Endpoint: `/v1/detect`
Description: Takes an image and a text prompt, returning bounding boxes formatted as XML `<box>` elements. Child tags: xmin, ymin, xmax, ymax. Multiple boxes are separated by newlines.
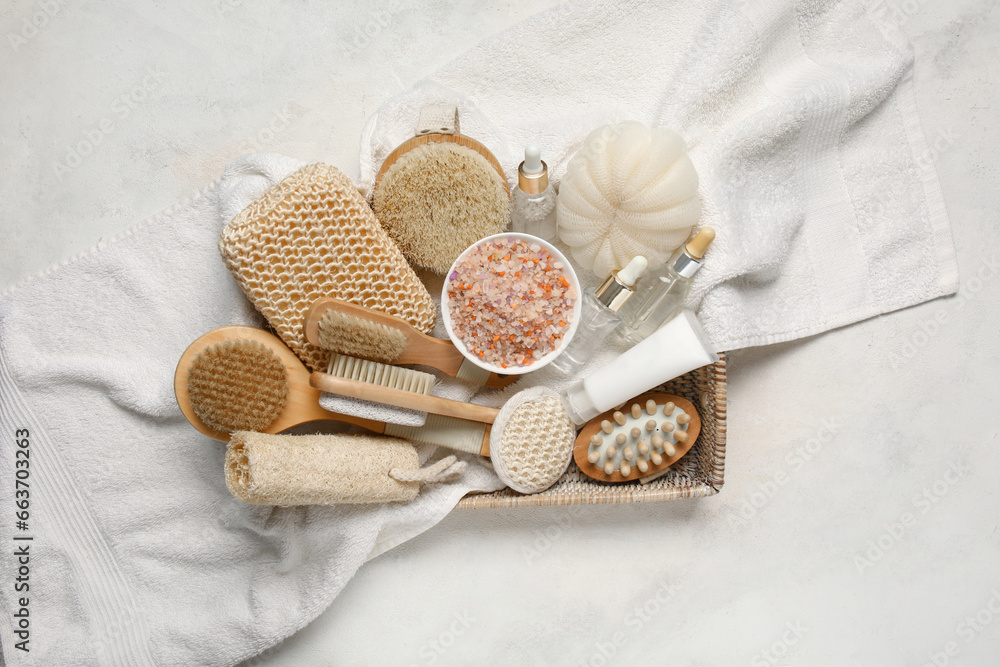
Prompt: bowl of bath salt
<box><xmin>442</xmin><ymin>233</ymin><xmax>582</xmax><ymax>375</ymax></box>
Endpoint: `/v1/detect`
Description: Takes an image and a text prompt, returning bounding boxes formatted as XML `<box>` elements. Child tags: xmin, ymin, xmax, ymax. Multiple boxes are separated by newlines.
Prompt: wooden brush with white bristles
<box><xmin>174</xmin><ymin>325</ymin><xmax>491</xmax><ymax>455</ymax></box>
<box><xmin>303</xmin><ymin>297</ymin><xmax>518</xmax><ymax>389</ymax></box>
<box><xmin>572</xmin><ymin>393</ymin><xmax>701</xmax><ymax>484</ymax></box>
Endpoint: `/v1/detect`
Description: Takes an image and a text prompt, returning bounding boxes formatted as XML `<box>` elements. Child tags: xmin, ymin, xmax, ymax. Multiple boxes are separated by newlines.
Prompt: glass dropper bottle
<box><xmin>549</xmin><ymin>255</ymin><xmax>648</xmax><ymax>375</ymax></box>
<box><xmin>616</xmin><ymin>228</ymin><xmax>715</xmax><ymax>346</ymax></box>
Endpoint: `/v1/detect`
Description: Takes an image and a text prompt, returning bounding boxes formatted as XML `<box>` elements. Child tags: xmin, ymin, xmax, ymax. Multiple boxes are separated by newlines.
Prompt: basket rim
<box><xmin>455</xmin><ymin>353</ymin><xmax>728</xmax><ymax>509</ymax></box>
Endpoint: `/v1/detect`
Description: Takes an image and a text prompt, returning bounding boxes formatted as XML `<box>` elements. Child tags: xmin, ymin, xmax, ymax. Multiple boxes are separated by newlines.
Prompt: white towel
<box><xmin>0</xmin><ymin>153</ymin><xmax>504</xmax><ymax>667</ymax></box>
<box><xmin>359</xmin><ymin>0</ymin><xmax>959</xmax><ymax>351</ymax></box>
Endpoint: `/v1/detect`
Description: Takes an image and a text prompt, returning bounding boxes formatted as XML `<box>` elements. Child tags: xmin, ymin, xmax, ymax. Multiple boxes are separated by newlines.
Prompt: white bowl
<box><xmin>441</xmin><ymin>233</ymin><xmax>582</xmax><ymax>375</ymax></box>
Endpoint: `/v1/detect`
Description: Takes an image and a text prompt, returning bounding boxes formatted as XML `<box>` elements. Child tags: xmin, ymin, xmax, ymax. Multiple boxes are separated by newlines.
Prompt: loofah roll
<box><xmin>225</xmin><ymin>432</ymin><xmax>422</xmax><ymax>505</ymax></box>
<box><xmin>373</xmin><ymin>142</ymin><xmax>510</xmax><ymax>274</ymax></box>
<box><xmin>219</xmin><ymin>163</ymin><xmax>436</xmax><ymax>372</ymax></box>
<box><xmin>557</xmin><ymin>121</ymin><xmax>701</xmax><ymax>278</ymax></box>
<box><xmin>489</xmin><ymin>386</ymin><xmax>576</xmax><ymax>495</ymax></box>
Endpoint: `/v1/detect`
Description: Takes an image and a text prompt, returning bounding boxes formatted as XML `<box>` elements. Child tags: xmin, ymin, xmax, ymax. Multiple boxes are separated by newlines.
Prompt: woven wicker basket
<box><xmin>456</xmin><ymin>354</ymin><xmax>727</xmax><ymax>509</ymax></box>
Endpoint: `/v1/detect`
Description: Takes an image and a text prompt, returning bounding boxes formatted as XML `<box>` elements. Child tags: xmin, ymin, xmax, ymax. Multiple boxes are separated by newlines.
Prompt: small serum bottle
<box><xmin>550</xmin><ymin>255</ymin><xmax>648</xmax><ymax>375</ymax></box>
<box><xmin>511</xmin><ymin>145</ymin><xmax>557</xmax><ymax>242</ymax></box>
<box><xmin>616</xmin><ymin>227</ymin><xmax>715</xmax><ymax>346</ymax></box>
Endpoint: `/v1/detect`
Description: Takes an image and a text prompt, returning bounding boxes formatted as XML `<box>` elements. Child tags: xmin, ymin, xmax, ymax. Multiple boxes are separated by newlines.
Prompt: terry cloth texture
<box><xmin>358</xmin><ymin>0</ymin><xmax>959</xmax><ymax>352</ymax></box>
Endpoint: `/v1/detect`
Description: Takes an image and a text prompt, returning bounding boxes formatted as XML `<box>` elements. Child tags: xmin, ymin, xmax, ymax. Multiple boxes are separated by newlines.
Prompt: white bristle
<box><xmin>623</xmin><ymin>446</ymin><xmax>634</xmax><ymax>460</ymax></box>
<box><xmin>604</xmin><ymin>461</ymin><xmax>615</xmax><ymax>476</ymax></box>
<box><xmin>665</xmin><ymin>443</ymin><xmax>676</xmax><ymax>457</ymax></box>
<box><xmin>637</xmin><ymin>440</ymin><xmax>649</xmax><ymax>455</ymax></box>
<box><xmin>606</xmin><ymin>444</ymin><xmax>617</xmax><ymax>458</ymax></box>
<box><xmin>637</xmin><ymin>458</ymin><xmax>649</xmax><ymax>473</ymax></box>
<box><xmin>663</xmin><ymin>401</ymin><xmax>674</xmax><ymax>415</ymax></box>
<box><xmin>677</xmin><ymin>412</ymin><xmax>691</xmax><ymax>424</ymax></box>
<box><xmin>630</xmin><ymin>427</ymin><xmax>641</xmax><ymax>440</ymax></box>
<box><xmin>590</xmin><ymin>434</ymin><xmax>603</xmax><ymax>446</ymax></box>
<box><xmin>650</xmin><ymin>451</ymin><xmax>663</xmax><ymax>465</ymax></box>
<box><xmin>620</xmin><ymin>461</ymin><xmax>631</xmax><ymax>476</ymax></box>
<box><xmin>645</xmin><ymin>419</ymin><xmax>656</xmax><ymax>432</ymax></box>
<box><xmin>613</xmin><ymin>411</ymin><xmax>626</xmax><ymax>426</ymax></box>
<box><xmin>327</xmin><ymin>354</ymin><xmax>435</xmax><ymax>395</ymax></box>
<box><xmin>615</xmin><ymin>433</ymin><xmax>626</xmax><ymax>446</ymax></box>
<box><xmin>588</xmin><ymin>451</ymin><xmax>600</xmax><ymax>463</ymax></box>
<box><xmin>631</xmin><ymin>403</ymin><xmax>642</xmax><ymax>419</ymax></box>
<box><xmin>601</xmin><ymin>420</ymin><xmax>614</xmax><ymax>434</ymax></box>
<box><xmin>646</xmin><ymin>399</ymin><xmax>657</xmax><ymax>415</ymax></box>
<box><xmin>675</xmin><ymin>429</ymin><xmax>689</xmax><ymax>443</ymax></box>
<box><xmin>651</xmin><ymin>434</ymin><xmax>664</xmax><ymax>449</ymax></box>
<box><xmin>661</xmin><ymin>421</ymin><xmax>674</xmax><ymax>432</ymax></box>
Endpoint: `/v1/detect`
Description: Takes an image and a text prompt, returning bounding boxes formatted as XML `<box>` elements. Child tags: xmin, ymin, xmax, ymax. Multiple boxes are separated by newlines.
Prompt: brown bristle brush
<box><xmin>174</xmin><ymin>325</ymin><xmax>490</xmax><ymax>456</ymax></box>
<box><xmin>372</xmin><ymin>108</ymin><xmax>510</xmax><ymax>274</ymax></box>
<box><xmin>176</xmin><ymin>326</ymin><xmax>571</xmax><ymax>495</ymax></box>
<box><xmin>303</xmin><ymin>297</ymin><xmax>519</xmax><ymax>389</ymax></box>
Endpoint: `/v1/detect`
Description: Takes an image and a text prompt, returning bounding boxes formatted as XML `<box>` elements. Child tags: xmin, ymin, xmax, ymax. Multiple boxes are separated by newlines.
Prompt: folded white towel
<box><xmin>0</xmin><ymin>153</ymin><xmax>504</xmax><ymax>667</ymax></box>
<box><xmin>359</xmin><ymin>0</ymin><xmax>959</xmax><ymax>351</ymax></box>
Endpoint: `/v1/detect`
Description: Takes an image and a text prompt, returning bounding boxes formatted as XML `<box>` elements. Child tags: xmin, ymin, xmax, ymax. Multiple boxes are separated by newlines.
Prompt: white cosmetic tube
<box><xmin>560</xmin><ymin>310</ymin><xmax>718</xmax><ymax>425</ymax></box>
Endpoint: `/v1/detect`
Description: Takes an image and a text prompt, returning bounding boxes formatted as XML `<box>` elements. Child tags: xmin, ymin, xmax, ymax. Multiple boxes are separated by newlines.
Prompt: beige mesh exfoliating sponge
<box><xmin>219</xmin><ymin>162</ymin><xmax>436</xmax><ymax>372</ymax></box>
<box><xmin>557</xmin><ymin>121</ymin><xmax>701</xmax><ymax>278</ymax></box>
<box><xmin>373</xmin><ymin>134</ymin><xmax>510</xmax><ymax>274</ymax></box>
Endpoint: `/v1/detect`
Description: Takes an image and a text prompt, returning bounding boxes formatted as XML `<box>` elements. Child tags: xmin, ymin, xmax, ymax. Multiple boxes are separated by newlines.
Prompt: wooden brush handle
<box><xmin>310</xmin><ymin>372</ymin><xmax>500</xmax><ymax>425</ymax></box>
<box><xmin>303</xmin><ymin>297</ymin><xmax>518</xmax><ymax>388</ymax></box>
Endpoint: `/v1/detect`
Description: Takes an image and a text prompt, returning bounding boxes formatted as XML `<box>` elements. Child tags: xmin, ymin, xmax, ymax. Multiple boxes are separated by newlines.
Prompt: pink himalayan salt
<box><xmin>447</xmin><ymin>238</ymin><xmax>578</xmax><ymax>368</ymax></box>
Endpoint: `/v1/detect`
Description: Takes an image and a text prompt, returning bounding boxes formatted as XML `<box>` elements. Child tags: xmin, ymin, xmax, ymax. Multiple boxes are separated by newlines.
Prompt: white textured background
<box><xmin>2</xmin><ymin>1</ymin><xmax>998</xmax><ymax>665</ymax></box>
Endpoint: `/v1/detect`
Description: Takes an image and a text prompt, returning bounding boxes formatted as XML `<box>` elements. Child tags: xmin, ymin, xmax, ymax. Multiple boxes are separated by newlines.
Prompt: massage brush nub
<box><xmin>573</xmin><ymin>393</ymin><xmax>701</xmax><ymax>483</ymax></box>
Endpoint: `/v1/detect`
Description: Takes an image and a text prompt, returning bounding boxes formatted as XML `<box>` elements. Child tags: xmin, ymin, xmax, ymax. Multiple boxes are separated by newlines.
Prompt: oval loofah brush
<box><xmin>373</xmin><ymin>133</ymin><xmax>510</xmax><ymax>274</ymax></box>
<box><xmin>303</xmin><ymin>297</ymin><xmax>519</xmax><ymax>389</ymax></box>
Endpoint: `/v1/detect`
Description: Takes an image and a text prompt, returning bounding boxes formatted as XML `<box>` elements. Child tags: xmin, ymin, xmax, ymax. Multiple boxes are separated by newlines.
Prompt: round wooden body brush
<box><xmin>303</xmin><ymin>297</ymin><xmax>518</xmax><ymax>389</ymax></box>
<box><xmin>373</xmin><ymin>116</ymin><xmax>510</xmax><ymax>274</ymax></box>
<box><xmin>174</xmin><ymin>326</ymin><xmax>490</xmax><ymax>456</ymax></box>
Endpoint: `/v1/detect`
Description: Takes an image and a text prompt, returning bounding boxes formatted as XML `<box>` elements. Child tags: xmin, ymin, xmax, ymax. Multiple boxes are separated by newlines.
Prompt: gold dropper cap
<box><xmin>685</xmin><ymin>227</ymin><xmax>716</xmax><ymax>259</ymax></box>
